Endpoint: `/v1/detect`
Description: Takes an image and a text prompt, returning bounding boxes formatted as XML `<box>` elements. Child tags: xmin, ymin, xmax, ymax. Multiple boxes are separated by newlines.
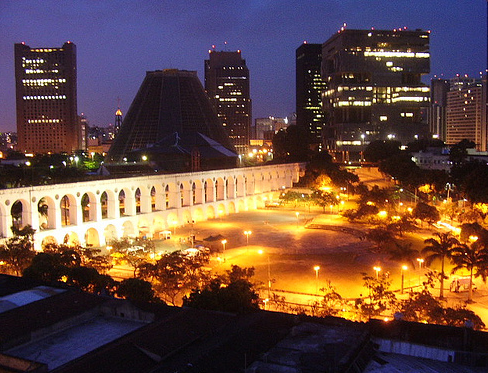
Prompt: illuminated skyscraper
<box><xmin>429</xmin><ymin>78</ymin><xmax>450</xmax><ymax>141</ymax></box>
<box><xmin>205</xmin><ymin>50</ymin><xmax>251</xmax><ymax>155</ymax></box>
<box><xmin>15</xmin><ymin>42</ymin><xmax>81</xmax><ymax>154</ymax></box>
<box><xmin>321</xmin><ymin>28</ymin><xmax>430</xmax><ymax>160</ymax></box>
<box><xmin>296</xmin><ymin>43</ymin><xmax>327</xmax><ymax>148</ymax></box>
<box><xmin>446</xmin><ymin>76</ymin><xmax>487</xmax><ymax>150</ymax></box>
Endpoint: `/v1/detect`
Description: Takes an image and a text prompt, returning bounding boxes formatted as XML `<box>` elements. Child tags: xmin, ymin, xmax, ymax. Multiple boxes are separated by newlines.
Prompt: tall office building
<box><xmin>296</xmin><ymin>43</ymin><xmax>327</xmax><ymax>148</ymax></box>
<box><xmin>446</xmin><ymin>77</ymin><xmax>487</xmax><ymax>150</ymax></box>
<box><xmin>429</xmin><ymin>78</ymin><xmax>450</xmax><ymax>141</ymax></box>
<box><xmin>205</xmin><ymin>50</ymin><xmax>251</xmax><ymax>155</ymax></box>
<box><xmin>321</xmin><ymin>28</ymin><xmax>430</xmax><ymax>160</ymax></box>
<box><xmin>15</xmin><ymin>42</ymin><xmax>81</xmax><ymax>154</ymax></box>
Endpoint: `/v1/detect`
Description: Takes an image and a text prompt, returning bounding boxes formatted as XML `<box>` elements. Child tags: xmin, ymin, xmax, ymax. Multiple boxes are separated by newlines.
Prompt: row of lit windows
<box><xmin>23</xmin><ymin>95</ymin><xmax>67</xmax><ymax>100</ymax></box>
<box><xmin>22</xmin><ymin>78</ymin><xmax>66</xmax><ymax>86</ymax></box>
<box><xmin>364</xmin><ymin>51</ymin><xmax>429</xmax><ymax>58</ymax></box>
<box><xmin>25</xmin><ymin>69</ymin><xmax>59</xmax><ymax>74</ymax></box>
<box><xmin>27</xmin><ymin>119</ymin><xmax>61</xmax><ymax>124</ymax></box>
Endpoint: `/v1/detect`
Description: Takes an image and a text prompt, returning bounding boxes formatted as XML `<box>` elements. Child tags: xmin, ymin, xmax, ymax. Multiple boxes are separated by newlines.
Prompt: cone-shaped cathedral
<box><xmin>106</xmin><ymin>69</ymin><xmax>237</xmax><ymax>171</ymax></box>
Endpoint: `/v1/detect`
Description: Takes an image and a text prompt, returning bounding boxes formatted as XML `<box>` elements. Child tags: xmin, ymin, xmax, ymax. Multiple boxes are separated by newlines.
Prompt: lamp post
<box><xmin>401</xmin><ymin>265</ymin><xmax>408</xmax><ymax>294</ymax></box>
<box><xmin>244</xmin><ymin>230</ymin><xmax>252</xmax><ymax>247</ymax></box>
<box><xmin>258</xmin><ymin>249</ymin><xmax>271</xmax><ymax>298</ymax></box>
<box><xmin>172</xmin><ymin>221</ymin><xmax>177</xmax><ymax>235</ymax></box>
<box><xmin>221</xmin><ymin>239</ymin><xmax>227</xmax><ymax>261</ymax></box>
<box><xmin>295</xmin><ymin>212</ymin><xmax>299</xmax><ymax>228</ymax></box>
<box><xmin>314</xmin><ymin>265</ymin><xmax>320</xmax><ymax>294</ymax></box>
<box><xmin>373</xmin><ymin>266</ymin><xmax>381</xmax><ymax>279</ymax></box>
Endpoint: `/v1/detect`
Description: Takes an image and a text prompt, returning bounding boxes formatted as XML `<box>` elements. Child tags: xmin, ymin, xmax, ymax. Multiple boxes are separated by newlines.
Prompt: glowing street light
<box><xmin>416</xmin><ymin>258</ymin><xmax>424</xmax><ymax>269</ymax></box>
<box><xmin>172</xmin><ymin>220</ymin><xmax>177</xmax><ymax>235</ymax></box>
<box><xmin>401</xmin><ymin>265</ymin><xmax>408</xmax><ymax>294</ymax></box>
<box><xmin>295</xmin><ymin>212</ymin><xmax>300</xmax><ymax>228</ymax></box>
<box><xmin>221</xmin><ymin>239</ymin><xmax>227</xmax><ymax>261</ymax></box>
<box><xmin>314</xmin><ymin>265</ymin><xmax>320</xmax><ymax>294</ymax></box>
<box><xmin>373</xmin><ymin>266</ymin><xmax>381</xmax><ymax>279</ymax></box>
<box><xmin>244</xmin><ymin>230</ymin><xmax>252</xmax><ymax>246</ymax></box>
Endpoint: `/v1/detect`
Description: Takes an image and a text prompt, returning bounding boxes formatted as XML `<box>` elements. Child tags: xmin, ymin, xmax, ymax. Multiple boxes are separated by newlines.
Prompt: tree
<box><xmin>360</xmin><ymin>272</ymin><xmax>396</xmax><ymax>319</ymax></box>
<box><xmin>183</xmin><ymin>265</ymin><xmax>260</xmax><ymax>313</ymax></box>
<box><xmin>117</xmin><ymin>278</ymin><xmax>156</xmax><ymax>303</ymax></box>
<box><xmin>110</xmin><ymin>237</ymin><xmax>154</xmax><ymax>277</ymax></box>
<box><xmin>387</xmin><ymin>242</ymin><xmax>419</xmax><ymax>269</ymax></box>
<box><xmin>450</xmin><ymin>242</ymin><xmax>488</xmax><ymax>302</ymax></box>
<box><xmin>310</xmin><ymin>189</ymin><xmax>337</xmax><ymax>213</ymax></box>
<box><xmin>0</xmin><ymin>225</ymin><xmax>36</xmax><ymax>276</ymax></box>
<box><xmin>422</xmin><ymin>232</ymin><xmax>460</xmax><ymax>299</ymax></box>
<box><xmin>148</xmin><ymin>250</ymin><xmax>210</xmax><ymax>306</ymax></box>
<box><xmin>412</xmin><ymin>202</ymin><xmax>440</xmax><ymax>225</ymax></box>
<box><xmin>365</xmin><ymin>228</ymin><xmax>395</xmax><ymax>253</ymax></box>
<box><xmin>363</xmin><ymin>140</ymin><xmax>401</xmax><ymax>163</ymax></box>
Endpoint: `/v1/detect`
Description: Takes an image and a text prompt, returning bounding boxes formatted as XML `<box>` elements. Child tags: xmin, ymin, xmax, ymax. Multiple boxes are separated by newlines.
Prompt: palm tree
<box><xmin>421</xmin><ymin>232</ymin><xmax>460</xmax><ymax>299</ymax></box>
<box><xmin>450</xmin><ymin>242</ymin><xmax>488</xmax><ymax>302</ymax></box>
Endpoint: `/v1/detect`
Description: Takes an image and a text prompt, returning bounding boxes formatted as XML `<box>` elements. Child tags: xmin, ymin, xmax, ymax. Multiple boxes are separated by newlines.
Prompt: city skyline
<box><xmin>0</xmin><ymin>0</ymin><xmax>486</xmax><ymax>132</ymax></box>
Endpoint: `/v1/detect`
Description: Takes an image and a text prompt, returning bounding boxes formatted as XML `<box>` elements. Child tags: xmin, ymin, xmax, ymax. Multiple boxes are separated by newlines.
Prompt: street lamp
<box><xmin>295</xmin><ymin>212</ymin><xmax>300</xmax><ymax>228</ymax></box>
<box><xmin>172</xmin><ymin>220</ymin><xmax>177</xmax><ymax>235</ymax></box>
<box><xmin>314</xmin><ymin>265</ymin><xmax>320</xmax><ymax>294</ymax></box>
<box><xmin>373</xmin><ymin>266</ymin><xmax>381</xmax><ymax>279</ymax></box>
<box><xmin>416</xmin><ymin>258</ymin><xmax>424</xmax><ymax>269</ymax></box>
<box><xmin>401</xmin><ymin>265</ymin><xmax>408</xmax><ymax>294</ymax></box>
<box><xmin>244</xmin><ymin>230</ymin><xmax>252</xmax><ymax>247</ymax></box>
<box><xmin>221</xmin><ymin>239</ymin><xmax>227</xmax><ymax>261</ymax></box>
<box><xmin>258</xmin><ymin>249</ymin><xmax>272</xmax><ymax>298</ymax></box>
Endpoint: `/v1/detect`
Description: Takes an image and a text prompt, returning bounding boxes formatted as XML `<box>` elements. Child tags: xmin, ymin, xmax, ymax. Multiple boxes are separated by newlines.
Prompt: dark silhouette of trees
<box><xmin>117</xmin><ymin>278</ymin><xmax>157</xmax><ymax>303</ymax></box>
<box><xmin>183</xmin><ymin>265</ymin><xmax>260</xmax><ymax>313</ymax></box>
<box><xmin>0</xmin><ymin>225</ymin><xmax>36</xmax><ymax>275</ymax></box>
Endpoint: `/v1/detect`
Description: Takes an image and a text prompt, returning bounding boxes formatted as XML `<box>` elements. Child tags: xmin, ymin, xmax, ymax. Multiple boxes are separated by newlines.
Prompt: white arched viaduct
<box><xmin>0</xmin><ymin>163</ymin><xmax>304</xmax><ymax>249</ymax></box>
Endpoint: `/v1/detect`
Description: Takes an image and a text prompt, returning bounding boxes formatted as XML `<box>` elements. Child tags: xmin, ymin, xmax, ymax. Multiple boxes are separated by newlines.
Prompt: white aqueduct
<box><xmin>0</xmin><ymin>163</ymin><xmax>304</xmax><ymax>250</ymax></box>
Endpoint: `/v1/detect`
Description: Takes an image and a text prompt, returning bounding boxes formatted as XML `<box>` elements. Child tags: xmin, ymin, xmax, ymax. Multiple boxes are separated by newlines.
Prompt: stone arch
<box><xmin>152</xmin><ymin>183</ymin><xmax>165</xmax><ymax>211</ymax></box>
<box><xmin>85</xmin><ymin>227</ymin><xmax>100</xmax><ymax>247</ymax></box>
<box><xmin>11</xmin><ymin>199</ymin><xmax>29</xmax><ymax>230</ymax></box>
<box><xmin>165</xmin><ymin>182</ymin><xmax>177</xmax><ymax>209</ymax></box>
<box><xmin>236</xmin><ymin>175</ymin><xmax>245</xmax><ymax>197</ymax></box>
<box><xmin>227</xmin><ymin>177</ymin><xmax>236</xmax><ymax>199</ymax></box>
<box><xmin>192</xmin><ymin>180</ymin><xmax>203</xmax><ymax>205</ymax></box>
<box><xmin>81</xmin><ymin>192</ymin><xmax>97</xmax><ymax>222</ymax></box>
<box><xmin>152</xmin><ymin>215</ymin><xmax>165</xmax><ymax>238</ymax></box>
<box><xmin>256</xmin><ymin>195</ymin><xmax>265</xmax><ymax>209</ymax></box>
<box><xmin>217</xmin><ymin>203</ymin><xmax>226</xmax><ymax>218</ymax></box>
<box><xmin>41</xmin><ymin>235</ymin><xmax>58</xmax><ymax>250</ymax></box>
<box><xmin>137</xmin><ymin>217</ymin><xmax>151</xmax><ymax>238</ymax></box>
<box><xmin>216</xmin><ymin>177</ymin><xmax>225</xmax><ymax>201</ymax></box>
<box><xmin>237</xmin><ymin>199</ymin><xmax>245</xmax><ymax>212</ymax></box>
<box><xmin>181</xmin><ymin>209</ymin><xmax>192</xmax><ymax>225</ymax></box>
<box><xmin>103</xmin><ymin>224</ymin><xmax>117</xmax><ymax>245</ymax></box>
<box><xmin>118</xmin><ymin>188</ymin><xmax>131</xmax><ymax>216</ymax></box>
<box><xmin>135</xmin><ymin>188</ymin><xmax>142</xmax><ymax>214</ymax></box>
<box><xmin>122</xmin><ymin>220</ymin><xmax>135</xmax><ymax>237</ymax></box>
<box><xmin>228</xmin><ymin>201</ymin><xmax>236</xmax><ymax>214</ymax></box>
<box><xmin>150</xmin><ymin>186</ymin><xmax>157</xmax><ymax>212</ymax></box>
<box><xmin>63</xmin><ymin>231</ymin><xmax>80</xmax><ymax>247</ymax></box>
<box><xmin>166</xmin><ymin>212</ymin><xmax>179</xmax><ymax>233</ymax></box>
<box><xmin>193</xmin><ymin>208</ymin><xmax>204</xmax><ymax>222</ymax></box>
<box><xmin>60</xmin><ymin>194</ymin><xmax>77</xmax><ymax>226</ymax></box>
<box><xmin>206</xmin><ymin>205</ymin><xmax>215</xmax><ymax>219</ymax></box>
<box><xmin>38</xmin><ymin>196</ymin><xmax>55</xmax><ymax>230</ymax></box>
<box><xmin>100</xmin><ymin>192</ymin><xmax>108</xmax><ymax>219</ymax></box>
<box><xmin>204</xmin><ymin>178</ymin><xmax>215</xmax><ymax>203</ymax></box>
<box><xmin>180</xmin><ymin>180</ymin><xmax>191</xmax><ymax>207</ymax></box>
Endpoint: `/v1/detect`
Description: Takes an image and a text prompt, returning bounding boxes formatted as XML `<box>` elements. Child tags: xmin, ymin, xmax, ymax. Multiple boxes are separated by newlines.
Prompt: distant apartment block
<box><xmin>15</xmin><ymin>42</ymin><xmax>82</xmax><ymax>154</ymax></box>
<box><xmin>446</xmin><ymin>76</ymin><xmax>487</xmax><ymax>151</ymax></box>
<box><xmin>296</xmin><ymin>43</ymin><xmax>327</xmax><ymax>147</ymax></box>
<box><xmin>205</xmin><ymin>50</ymin><xmax>252</xmax><ymax>155</ymax></box>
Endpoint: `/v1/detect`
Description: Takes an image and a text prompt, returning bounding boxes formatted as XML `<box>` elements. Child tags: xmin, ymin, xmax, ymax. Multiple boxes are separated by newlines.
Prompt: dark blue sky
<box><xmin>0</xmin><ymin>0</ymin><xmax>486</xmax><ymax>132</ymax></box>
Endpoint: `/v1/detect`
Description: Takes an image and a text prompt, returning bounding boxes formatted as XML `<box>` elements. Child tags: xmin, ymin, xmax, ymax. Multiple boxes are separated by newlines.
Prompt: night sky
<box><xmin>0</xmin><ymin>0</ymin><xmax>486</xmax><ymax>132</ymax></box>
